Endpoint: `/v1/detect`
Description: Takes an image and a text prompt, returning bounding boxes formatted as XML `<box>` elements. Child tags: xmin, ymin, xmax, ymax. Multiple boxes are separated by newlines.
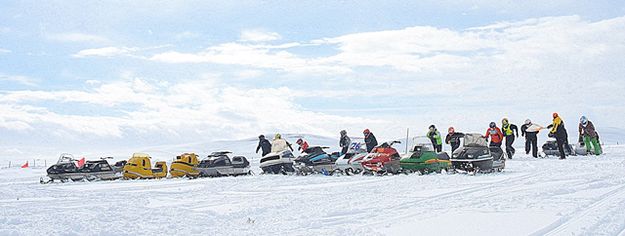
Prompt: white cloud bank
<box><xmin>47</xmin><ymin>32</ymin><xmax>110</xmax><ymax>43</ymax></box>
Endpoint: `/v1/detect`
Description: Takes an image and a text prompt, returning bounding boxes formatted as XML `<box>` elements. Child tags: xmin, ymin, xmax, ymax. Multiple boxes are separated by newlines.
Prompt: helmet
<box><xmin>296</xmin><ymin>138</ymin><xmax>303</xmax><ymax>144</ymax></box>
<box><xmin>429</xmin><ymin>125</ymin><xmax>436</xmax><ymax>130</ymax></box>
<box><xmin>274</xmin><ymin>133</ymin><xmax>281</xmax><ymax>139</ymax></box>
<box><xmin>580</xmin><ymin>116</ymin><xmax>588</xmax><ymax>125</ymax></box>
<box><xmin>448</xmin><ymin>127</ymin><xmax>455</xmax><ymax>134</ymax></box>
<box><xmin>363</xmin><ymin>129</ymin><xmax>370</xmax><ymax>135</ymax></box>
<box><xmin>259</xmin><ymin>134</ymin><xmax>265</xmax><ymax>139</ymax></box>
<box><xmin>525</xmin><ymin>119</ymin><xmax>531</xmax><ymax>125</ymax></box>
<box><xmin>489</xmin><ymin>122</ymin><xmax>496</xmax><ymax>128</ymax></box>
<box><xmin>553</xmin><ymin>112</ymin><xmax>559</xmax><ymax>118</ymax></box>
<box><xmin>502</xmin><ymin>118</ymin><xmax>509</xmax><ymax>124</ymax></box>
<box><xmin>340</xmin><ymin>130</ymin><xmax>347</xmax><ymax>135</ymax></box>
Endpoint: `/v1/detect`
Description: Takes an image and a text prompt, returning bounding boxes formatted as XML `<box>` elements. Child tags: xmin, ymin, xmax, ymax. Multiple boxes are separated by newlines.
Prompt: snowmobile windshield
<box><xmin>463</xmin><ymin>134</ymin><xmax>488</xmax><ymax>147</ymax></box>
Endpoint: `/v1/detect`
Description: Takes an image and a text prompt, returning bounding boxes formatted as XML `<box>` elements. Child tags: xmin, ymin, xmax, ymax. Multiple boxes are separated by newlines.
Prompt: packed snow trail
<box><xmin>1</xmin><ymin>145</ymin><xmax>625</xmax><ymax>235</ymax></box>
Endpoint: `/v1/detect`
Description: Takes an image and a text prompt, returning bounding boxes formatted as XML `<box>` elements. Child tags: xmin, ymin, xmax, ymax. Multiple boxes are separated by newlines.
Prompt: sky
<box><xmin>1</xmin><ymin>0</ymin><xmax>625</xmax><ymax>157</ymax></box>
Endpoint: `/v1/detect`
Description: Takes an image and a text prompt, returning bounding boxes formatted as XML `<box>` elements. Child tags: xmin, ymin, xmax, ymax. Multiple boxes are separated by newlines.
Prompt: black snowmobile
<box><xmin>541</xmin><ymin>138</ymin><xmax>576</xmax><ymax>157</ymax></box>
<box><xmin>450</xmin><ymin>134</ymin><xmax>506</xmax><ymax>173</ymax></box>
<box><xmin>41</xmin><ymin>154</ymin><xmax>123</xmax><ymax>183</ymax></box>
<box><xmin>197</xmin><ymin>151</ymin><xmax>252</xmax><ymax>177</ymax></box>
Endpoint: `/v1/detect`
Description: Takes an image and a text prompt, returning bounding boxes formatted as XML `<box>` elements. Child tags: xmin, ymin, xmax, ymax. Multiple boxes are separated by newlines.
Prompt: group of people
<box><xmin>256</xmin><ymin>113</ymin><xmax>603</xmax><ymax>160</ymax></box>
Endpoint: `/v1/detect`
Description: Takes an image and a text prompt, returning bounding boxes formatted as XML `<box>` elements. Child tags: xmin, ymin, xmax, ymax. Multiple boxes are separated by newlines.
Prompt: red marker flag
<box><xmin>21</xmin><ymin>161</ymin><xmax>29</xmax><ymax>168</ymax></box>
<box><xmin>77</xmin><ymin>157</ymin><xmax>85</xmax><ymax>168</ymax></box>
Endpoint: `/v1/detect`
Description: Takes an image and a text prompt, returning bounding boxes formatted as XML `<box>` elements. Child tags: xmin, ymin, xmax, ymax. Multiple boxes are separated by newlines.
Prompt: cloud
<box><xmin>0</xmin><ymin>48</ymin><xmax>11</xmax><ymax>54</ymax></box>
<box><xmin>0</xmin><ymin>74</ymin><xmax>37</xmax><ymax>86</ymax></box>
<box><xmin>73</xmin><ymin>46</ymin><xmax>138</xmax><ymax>58</ymax></box>
<box><xmin>47</xmin><ymin>32</ymin><xmax>110</xmax><ymax>43</ymax></box>
<box><xmin>240</xmin><ymin>29</ymin><xmax>281</xmax><ymax>42</ymax></box>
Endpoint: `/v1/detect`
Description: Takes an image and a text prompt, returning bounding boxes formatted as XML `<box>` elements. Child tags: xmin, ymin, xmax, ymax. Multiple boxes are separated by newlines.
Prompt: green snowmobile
<box><xmin>400</xmin><ymin>143</ymin><xmax>451</xmax><ymax>174</ymax></box>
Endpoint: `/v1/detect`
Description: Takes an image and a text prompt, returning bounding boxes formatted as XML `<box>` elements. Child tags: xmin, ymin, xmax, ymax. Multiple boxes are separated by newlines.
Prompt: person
<box><xmin>445</xmin><ymin>127</ymin><xmax>464</xmax><ymax>153</ymax></box>
<box><xmin>363</xmin><ymin>129</ymin><xmax>378</xmax><ymax>153</ymax></box>
<box><xmin>484</xmin><ymin>122</ymin><xmax>504</xmax><ymax>148</ymax></box>
<box><xmin>547</xmin><ymin>113</ymin><xmax>571</xmax><ymax>160</ymax></box>
<box><xmin>255</xmin><ymin>135</ymin><xmax>272</xmax><ymax>157</ymax></box>
<box><xmin>427</xmin><ymin>125</ymin><xmax>443</xmax><ymax>152</ymax></box>
<box><xmin>339</xmin><ymin>130</ymin><xmax>351</xmax><ymax>155</ymax></box>
<box><xmin>271</xmin><ymin>133</ymin><xmax>294</xmax><ymax>153</ymax></box>
<box><xmin>579</xmin><ymin>116</ymin><xmax>602</xmax><ymax>155</ymax></box>
<box><xmin>501</xmin><ymin>118</ymin><xmax>519</xmax><ymax>159</ymax></box>
<box><xmin>521</xmin><ymin>119</ymin><xmax>543</xmax><ymax>158</ymax></box>
<box><xmin>296</xmin><ymin>138</ymin><xmax>309</xmax><ymax>153</ymax></box>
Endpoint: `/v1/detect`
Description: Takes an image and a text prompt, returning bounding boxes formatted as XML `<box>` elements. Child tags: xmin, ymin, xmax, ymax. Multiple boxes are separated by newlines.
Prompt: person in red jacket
<box><xmin>484</xmin><ymin>122</ymin><xmax>504</xmax><ymax>147</ymax></box>
<box><xmin>296</xmin><ymin>138</ymin><xmax>309</xmax><ymax>153</ymax></box>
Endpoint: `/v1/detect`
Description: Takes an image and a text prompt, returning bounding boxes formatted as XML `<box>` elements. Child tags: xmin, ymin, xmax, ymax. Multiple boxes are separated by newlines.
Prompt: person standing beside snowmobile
<box><xmin>484</xmin><ymin>122</ymin><xmax>504</xmax><ymax>148</ymax></box>
<box><xmin>256</xmin><ymin>135</ymin><xmax>272</xmax><ymax>157</ymax></box>
<box><xmin>427</xmin><ymin>125</ymin><xmax>443</xmax><ymax>152</ymax></box>
<box><xmin>547</xmin><ymin>113</ymin><xmax>571</xmax><ymax>160</ymax></box>
<box><xmin>271</xmin><ymin>133</ymin><xmax>294</xmax><ymax>153</ymax></box>
<box><xmin>363</xmin><ymin>129</ymin><xmax>378</xmax><ymax>153</ymax></box>
<box><xmin>521</xmin><ymin>119</ymin><xmax>543</xmax><ymax>158</ymax></box>
<box><xmin>296</xmin><ymin>138</ymin><xmax>310</xmax><ymax>153</ymax></box>
<box><xmin>579</xmin><ymin>116</ymin><xmax>602</xmax><ymax>155</ymax></box>
<box><xmin>445</xmin><ymin>127</ymin><xmax>464</xmax><ymax>153</ymax></box>
<box><xmin>501</xmin><ymin>118</ymin><xmax>519</xmax><ymax>159</ymax></box>
<box><xmin>339</xmin><ymin>130</ymin><xmax>351</xmax><ymax>155</ymax></box>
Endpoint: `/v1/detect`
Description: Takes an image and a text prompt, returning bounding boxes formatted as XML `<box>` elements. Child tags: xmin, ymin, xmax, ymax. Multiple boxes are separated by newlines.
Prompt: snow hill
<box><xmin>1</xmin><ymin>134</ymin><xmax>625</xmax><ymax>235</ymax></box>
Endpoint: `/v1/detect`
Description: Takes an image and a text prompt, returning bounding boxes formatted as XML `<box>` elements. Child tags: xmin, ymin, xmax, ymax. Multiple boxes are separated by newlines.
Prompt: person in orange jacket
<box><xmin>484</xmin><ymin>122</ymin><xmax>504</xmax><ymax>147</ymax></box>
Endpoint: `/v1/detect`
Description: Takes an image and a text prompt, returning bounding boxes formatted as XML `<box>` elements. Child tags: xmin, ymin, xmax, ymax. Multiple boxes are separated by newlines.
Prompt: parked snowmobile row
<box><xmin>43</xmin><ymin>151</ymin><xmax>251</xmax><ymax>183</ymax></box>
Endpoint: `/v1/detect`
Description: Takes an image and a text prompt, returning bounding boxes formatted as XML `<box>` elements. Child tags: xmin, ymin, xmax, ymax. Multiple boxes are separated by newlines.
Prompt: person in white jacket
<box><xmin>521</xmin><ymin>119</ymin><xmax>544</xmax><ymax>158</ymax></box>
<box><xmin>270</xmin><ymin>133</ymin><xmax>294</xmax><ymax>153</ymax></box>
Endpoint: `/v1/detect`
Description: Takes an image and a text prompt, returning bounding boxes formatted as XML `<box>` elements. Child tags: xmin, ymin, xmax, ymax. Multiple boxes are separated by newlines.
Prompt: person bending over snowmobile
<box><xmin>339</xmin><ymin>130</ymin><xmax>351</xmax><ymax>155</ymax></box>
<box><xmin>579</xmin><ymin>116</ymin><xmax>602</xmax><ymax>155</ymax></box>
<box><xmin>427</xmin><ymin>125</ymin><xmax>443</xmax><ymax>152</ymax></box>
<box><xmin>502</xmin><ymin>118</ymin><xmax>519</xmax><ymax>159</ymax></box>
<box><xmin>256</xmin><ymin>135</ymin><xmax>272</xmax><ymax>156</ymax></box>
<box><xmin>547</xmin><ymin>113</ymin><xmax>571</xmax><ymax>160</ymax></box>
<box><xmin>271</xmin><ymin>133</ymin><xmax>294</xmax><ymax>153</ymax></box>
<box><xmin>363</xmin><ymin>129</ymin><xmax>378</xmax><ymax>153</ymax></box>
<box><xmin>445</xmin><ymin>127</ymin><xmax>464</xmax><ymax>153</ymax></box>
<box><xmin>521</xmin><ymin>119</ymin><xmax>543</xmax><ymax>158</ymax></box>
<box><xmin>296</xmin><ymin>138</ymin><xmax>310</xmax><ymax>153</ymax></box>
<box><xmin>484</xmin><ymin>122</ymin><xmax>504</xmax><ymax>148</ymax></box>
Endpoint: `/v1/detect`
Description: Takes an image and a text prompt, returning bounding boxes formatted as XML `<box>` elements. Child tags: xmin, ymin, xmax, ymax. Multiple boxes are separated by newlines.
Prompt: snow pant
<box><xmin>450</xmin><ymin>143</ymin><xmax>460</xmax><ymax>153</ymax></box>
<box><xmin>505</xmin><ymin>135</ymin><xmax>515</xmax><ymax>158</ymax></box>
<box><xmin>490</xmin><ymin>142</ymin><xmax>502</xmax><ymax>148</ymax></box>
<box><xmin>524</xmin><ymin>135</ymin><xmax>538</xmax><ymax>158</ymax></box>
<box><xmin>433</xmin><ymin>144</ymin><xmax>442</xmax><ymax>152</ymax></box>
<box><xmin>556</xmin><ymin>137</ymin><xmax>567</xmax><ymax>159</ymax></box>
<box><xmin>341</xmin><ymin>146</ymin><xmax>349</xmax><ymax>155</ymax></box>
<box><xmin>583</xmin><ymin>136</ymin><xmax>602</xmax><ymax>155</ymax></box>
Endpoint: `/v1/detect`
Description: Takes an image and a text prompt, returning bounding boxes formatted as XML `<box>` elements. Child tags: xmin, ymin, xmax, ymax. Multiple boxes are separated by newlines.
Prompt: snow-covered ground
<box><xmin>1</xmin><ymin>136</ymin><xmax>625</xmax><ymax>235</ymax></box>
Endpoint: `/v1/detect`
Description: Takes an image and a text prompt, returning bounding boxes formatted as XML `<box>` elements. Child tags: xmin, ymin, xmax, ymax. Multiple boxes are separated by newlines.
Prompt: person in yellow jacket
<box><xmin>547</xmin><ymin>113</ymin><xmax>572</xmax><ymax>159</ymax></box>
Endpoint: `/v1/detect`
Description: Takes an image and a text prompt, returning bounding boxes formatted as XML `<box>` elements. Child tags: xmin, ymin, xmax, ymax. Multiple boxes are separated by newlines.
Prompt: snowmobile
<box><xmin>197</xmin><ymin>151</ymin><xmax>251</xmax><ymax>177</ymax></box>
<box><xmin>540</xmin><ymin>138</ymin><xmax>576</xmax><ymax>157</ymax></box>
<box><xmin>259</xmin><ymin>150</ymin><xmax>296</xmax><ymax>174</ymax></box>
<box><xmin>41</xmin><ymin>154</ymin><xmax>122</xmax><ymax>183</ymax></box>
<box><xmin>451</xmin><ymin>133</ymin><xmax>506</xmax><ymax>173</ymax></box>
<box><xmin>122</xmin><ymin>153</ymin><xmax>168</xmax><ymax>179</ymax></box>
<box><xmin>293</xmin><ymin>146</ymin><xmax>340</xmax><ymax>175</ymax></box>
<box><xmin>400</xmin><ymin>143</ymin><xmax>451</xmax><ymax>174</ymax></box>
<box><xmin>361</xmin><ymin>141</ymin><xmax>402</xmax><ymax>175</ymax></box>
<box><xmin>334</xmin><ymin>143</ymin><xmax>368</xmax><ymax>175</ymax></box>
<box><xmin>169</xmin><ymin>153</ymin><xmax>200</xmax><ymax>178</ymax></box>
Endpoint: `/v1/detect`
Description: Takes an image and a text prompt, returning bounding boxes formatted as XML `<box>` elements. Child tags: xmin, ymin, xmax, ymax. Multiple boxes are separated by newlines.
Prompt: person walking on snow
<box><xmin>363</xmin><ymin>129</ymin><xmax>378</xmax><ymax>153</ymax></box>
<box><xmin>256</xmin><ymin>135</ymin><xmax>272</xmax><ymax>157</ymax></box>
<box><xmin>296</xmin><ymin>138</ymin><xmax>309</xmax><ymax>153</ymax></box>
<box><xmin>339</xmin><ymin>130</ymin><xmax>351</xmax><ymax>155</ymax></box>
<box><xmin>484</xmin><ymin>122</ymin><xmax>504</xmax><ymax>148</ymax></box>
<box><xmin>271</xmin><ymin>133</ymin><xmax>294</xmax><ymax>153</ymax></box>
<box><xmin>579</xmin><ymin>116</ymin><xmax>602</xmax><ymax>155</ymax></box>
<box><xmin>427</xmin><ymin>125</ymin><xmax>443</xmax><ymax>152</ymax></box>
<box><xmin>445</xmin><ymin>127</ymin><xmax>464</xmax><ymax>153</ymax></box>
<box><xmin>521</xmin><ymin>119</ymin><xmax>543</xmax><ymax>158</ymax></box>
<box><xmin>547</xmin><ymin>113</ymin><xmax>571</xmax><ymax>160</ymax></box>
<box><xmin>502</xmin><ymin>118</ymin><xmax>519</xmax><ymax>159</ymax></box>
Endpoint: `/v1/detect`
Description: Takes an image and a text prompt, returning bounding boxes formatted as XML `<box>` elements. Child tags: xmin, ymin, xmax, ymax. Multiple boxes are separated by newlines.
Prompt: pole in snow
<box><xmin>405</xmin><ymin>128</ymin><xmax>409</xmax><ymax>154</ymax></box>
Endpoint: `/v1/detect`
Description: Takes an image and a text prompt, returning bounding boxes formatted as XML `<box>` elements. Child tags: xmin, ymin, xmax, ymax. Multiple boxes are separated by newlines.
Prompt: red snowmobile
<box><xmin>361</xmin><ymin>141</ymin><xmax>402</xmax><ymax>175</ymax></box>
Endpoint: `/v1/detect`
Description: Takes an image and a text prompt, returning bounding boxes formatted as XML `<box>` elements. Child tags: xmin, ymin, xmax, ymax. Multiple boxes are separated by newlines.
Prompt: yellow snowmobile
<box><xmin>122</xmin><ymin>153</ymin><xmax>168</xmax><ymax>179</ymax></box>
<box><xmin>169</xmin><ymin>153</ymin><xmax>200</xmax><ymax>178</ymax></box>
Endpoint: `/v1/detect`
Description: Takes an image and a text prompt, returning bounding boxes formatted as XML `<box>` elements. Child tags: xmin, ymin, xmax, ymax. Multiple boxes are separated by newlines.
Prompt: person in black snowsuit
<box><xmin>363</xmin><ymin>129</ymin><xmax>378</xmax><ymax>153</ymax></box>
<box><xmin>255</xmin><ymin>135</ymin><xmax>272</xmax><ymax>157</ymax></box>
<box><xmin>501</xmin><ymin>118</ymin><xmax>519</xmax><ymax>159</ymax></box>
<box><xmin>520</xmin><ymin>119</ymin><xmax>542</xmax><ymax>158</ymax></box>
<box><xmin>339</xmin><ymin>130</ymin><xmax>351</xmax><ymax>155</ymax></box>
<box><xmin>445</xmin><ymin>127</ymin><xmax>464</xmax><ymax>153</ymax></box>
